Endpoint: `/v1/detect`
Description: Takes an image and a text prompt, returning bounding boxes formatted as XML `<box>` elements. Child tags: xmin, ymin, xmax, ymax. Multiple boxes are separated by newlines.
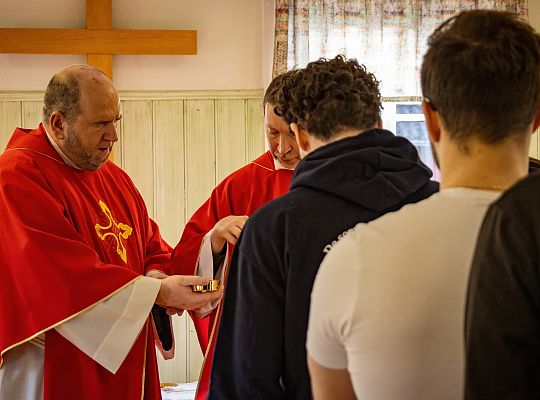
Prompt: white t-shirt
<box><xmin>307</xmin><ymin>188</ymin><xmax>500</xmax><ymax>400</ymax></box>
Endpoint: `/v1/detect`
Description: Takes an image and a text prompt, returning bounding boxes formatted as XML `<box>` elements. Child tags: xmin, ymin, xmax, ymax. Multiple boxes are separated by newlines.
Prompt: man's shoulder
<box><xmin>0</xmin><ymin>142</ymin><xmax>57</xmax><ymax>177</ymax></box>
<box><xmin>248</xmin><ymin>189</ymin><xmax>298</xmax><ymax>222</ymax></box>
<box><xmin>222</xmin><ymin>152</ymin><xmax>276</xmax><ymax>181</ymax></box>
<box><xmin>490</xmin><ymin>173</ymin><xmax>540</xmax><ymax>227</ymax></box>
<box><xmin>215</xmin><ymin>152</ymin><xmax>289</xmax><ymax>194</ymax></box>
<box><xmin>496</xmin><ymin>173</ymin><xmax>540</xmax><ymax>209</ymax></box>
<box><xmin>1</xmin><ymin>125</ymin><xmax>64</xmax><ymax>168</ymax></box>
<box><xmin>238</xmin><ymin>192</ymin><xmax>298</xmax><ymax>248</ymax></box>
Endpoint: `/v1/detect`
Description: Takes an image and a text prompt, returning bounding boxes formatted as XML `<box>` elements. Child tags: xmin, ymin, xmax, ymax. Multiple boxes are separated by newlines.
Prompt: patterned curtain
<box><xmin>273</xmin><ymin>0</ymin><xmax>528</xmax><ymax>97</ymax></box>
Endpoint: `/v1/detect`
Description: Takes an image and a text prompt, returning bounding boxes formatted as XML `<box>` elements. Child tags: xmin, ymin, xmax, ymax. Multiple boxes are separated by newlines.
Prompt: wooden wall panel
<box><xmin>153</xmin><ymin>99</ymin><xmax>186</xmax><ymax>244</ymax></box>
<box><xmin>0</xmin><ymin>102</ymin><xmax>21</xmax><ymax>150</ymax></box>
<box><xmin>112</xmin><ymin>115</ymin><xmax>124</xmax><ymax>168</ymax></box>
<box><xmin>183</xmin><ymin>98</ymin><xmax>216</xmax><ymax>381</ymax></box>
<box><xmin>120</xmin><ymin>100</ymin><xmax>154</xmax><ymax>217</ymax></box>
<box><xmin>152</xmin><ymin>99</ymin><xmax>190</xmax><ymax>384</ymax></box>
<box><xmin>184</xmin><ymin>99</ymin><xmax>216</xmax><ymax>217</ymax></box>
<box><xmin>215</xmin><ymin>99</ymin><xmax>246</xmax><ymax>182</ymax></box>
<box><xmin>22</xmin><ymin>101</ymin><xmax>42</xmax><ymax>129</ymax></box>
<box><xmin>245</xmin><ymin>98</ymin><xmax>265</xmax><ymax>162</ymax></box>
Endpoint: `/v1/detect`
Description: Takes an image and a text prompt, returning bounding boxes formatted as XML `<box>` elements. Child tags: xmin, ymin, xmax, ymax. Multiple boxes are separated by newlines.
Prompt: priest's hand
<box><xmin>210</xmin><ymin>215</ymin><xmax>249</xmax><ymax>254</ymax></box>
<box><xmin>156</xmin><ymin>275</ymin><xmax>224</xmax><ymax>311</ymax></box>
<box><xmin>146</xmin><ymin>270</ymin><xmax>185</xmax><ymax>315</ymax></box>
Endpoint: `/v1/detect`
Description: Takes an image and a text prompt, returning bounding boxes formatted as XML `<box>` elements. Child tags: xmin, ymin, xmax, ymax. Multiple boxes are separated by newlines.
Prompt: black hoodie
<box><xmin>209</xmin><ymin>129</ymin><xmax>439</xmax><ymax>399</ymax></box>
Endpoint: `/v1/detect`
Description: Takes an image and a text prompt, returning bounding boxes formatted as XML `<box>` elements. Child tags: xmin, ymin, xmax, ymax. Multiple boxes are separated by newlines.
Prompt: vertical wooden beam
<box><xmin>86</xmin><ymin>0</ymin><xmax>113</xmax><ymax>79</ymax></box>
<box><xmin>87</xmin><ymin>54</ymin><xmax>113</xmax><ymax>79</ymax></box>
<box><xmin>86</xmin><ymin>0</ymin><xmax>112</xmax><ymax>28</ymax></box>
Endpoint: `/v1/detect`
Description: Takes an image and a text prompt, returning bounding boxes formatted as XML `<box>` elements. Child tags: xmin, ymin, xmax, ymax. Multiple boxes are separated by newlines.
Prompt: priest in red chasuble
<box><xmin>170</xmin><ymin>70</ymin><xmax>300</xmax><ymax>399</ymax></box>
<box><xmin>0</xmin><ymin>65</ymin><xmax>223</xmax><ymax>400</ymax></box>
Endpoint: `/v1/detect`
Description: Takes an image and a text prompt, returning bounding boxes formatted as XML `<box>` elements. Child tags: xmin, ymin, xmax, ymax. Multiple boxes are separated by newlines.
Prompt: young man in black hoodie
<box><xmin>208</xmin><ymin>55</ymin><xmax>438</xmax><ymax>399</ymax></box>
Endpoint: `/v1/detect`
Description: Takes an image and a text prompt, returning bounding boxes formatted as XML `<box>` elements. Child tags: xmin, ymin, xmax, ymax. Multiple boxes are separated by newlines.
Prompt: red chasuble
<box><xmin>0</xmin><ymin>124</ymin><xmax>171</xmax><ymax>400</ymax></box>
<box><xmin>170</xmin><ymin>151</ymin><xmax>293</xmax><ymax>399</ymax></box>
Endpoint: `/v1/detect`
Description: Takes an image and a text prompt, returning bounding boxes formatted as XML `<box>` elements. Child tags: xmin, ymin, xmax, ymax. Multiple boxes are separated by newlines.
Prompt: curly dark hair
<box><xmin>421</xmin><ymin>10</ymin><xmax>540</xmax><ymax>144</ymax></box>
<box><xmin>264</xmin><ymin>69</ymin><xmax>298</xmax><ymax>107</ymax></box>
<box><xmin>274</xmin><ymin>55</ymin><xmax>381</xmax><ymax>140</ymax></box>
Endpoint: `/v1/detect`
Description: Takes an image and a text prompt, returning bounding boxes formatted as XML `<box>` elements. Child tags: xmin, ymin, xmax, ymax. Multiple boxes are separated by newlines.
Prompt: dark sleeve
<box><xmin>209</xmin><ymin>217</ymin><xmax>285</xmax><ymax>399</ymax></box>
<box><xmin>465</xmin><ymin>202</ymin><xmax>540</xmax><ymax>399</ymax></box>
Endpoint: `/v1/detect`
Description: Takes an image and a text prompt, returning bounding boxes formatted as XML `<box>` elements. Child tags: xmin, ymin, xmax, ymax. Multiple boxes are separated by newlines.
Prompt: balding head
<box><xmin>42</xmin><ymin>64</ymin><xmax>111</xmax><ymax>124</ymax></box>
<box><xmin>43</xmin><ymin>64</ymin><xmax>120</xmax><ymax>170</ymax></box>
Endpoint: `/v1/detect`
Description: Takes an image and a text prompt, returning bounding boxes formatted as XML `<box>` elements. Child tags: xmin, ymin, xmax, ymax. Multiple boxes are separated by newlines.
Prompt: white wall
<box><xmin>0</xmin><ymin>0</ymin><xmax>275</xmax><ymax>91</ymax></box>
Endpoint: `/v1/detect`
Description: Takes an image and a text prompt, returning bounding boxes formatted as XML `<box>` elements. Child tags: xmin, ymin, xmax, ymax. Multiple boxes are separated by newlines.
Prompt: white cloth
<box><xmin>307</xmin><ymin>188</ymin><xmax>500</xmax><ymax>400</ymax></box>
<box><xmin>193</xmin><ymin>231</ymin><xmax>227</xmax><ymax>317</ymax></box>
<box><xmin>0</xmin><ymin>277</ymin><xmax>160</xmax><ymax>399</ymax></box>
<box><xmin>0</xmin><ymin>342</ymin><xmax>44</xmax><ymax>400</ymax></box>
<box><xmin>161</xmin><ymin>381</ymin><xmax>197</xmax><ymax>400</ymax></box>
<box><xmin>56</xmin><ymin>276</ymin><xmax>161</xmax><ymax>373</ymax></box>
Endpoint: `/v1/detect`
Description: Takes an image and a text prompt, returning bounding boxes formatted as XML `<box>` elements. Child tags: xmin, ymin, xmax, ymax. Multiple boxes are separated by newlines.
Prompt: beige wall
<box><xmin>530</xmin><ymin>0</ymin><xmax>540</xmax><ymax>31</ymax></box>
<box><xmin>0</xmin><ymin>0</ymin><xmax>274</xmax><ymax>91</ymax></box>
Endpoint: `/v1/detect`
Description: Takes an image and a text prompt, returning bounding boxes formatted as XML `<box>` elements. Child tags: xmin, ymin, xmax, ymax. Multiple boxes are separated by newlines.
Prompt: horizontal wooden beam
<box><xmin>0</xmin><ymin>28</ymin><xmax>197</xmax><ymax>55</ymax></box>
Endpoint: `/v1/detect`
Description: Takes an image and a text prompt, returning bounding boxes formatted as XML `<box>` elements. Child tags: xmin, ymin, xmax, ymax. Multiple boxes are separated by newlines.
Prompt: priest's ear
<box><xmin>290</xmin><ymin>122</ymin><xmax>310</xmax><ymax>156</ymax></box>
<box><xmin>49</xmin><ymin>111</ymin><xmax>68</xmax><ymax>140</ymax></box>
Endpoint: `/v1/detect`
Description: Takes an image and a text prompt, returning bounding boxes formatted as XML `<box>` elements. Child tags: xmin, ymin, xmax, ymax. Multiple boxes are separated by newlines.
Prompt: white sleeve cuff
<box><xmin>54</xmin><ymin>276</ymin><xmax>161</xmax><ymax>373</ymax></box>
<box><xmin>198</xmin><ymin>231</ymin><xmax>217</xmax><ymax>278</ymax></box>
<box><xmin>193</xmin><ymin>232</ymin><xmax>229</xmax><ymax>318</ymax></box>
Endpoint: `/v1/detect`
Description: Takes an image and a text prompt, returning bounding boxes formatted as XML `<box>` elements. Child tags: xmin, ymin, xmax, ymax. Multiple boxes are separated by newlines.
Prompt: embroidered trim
<box><xmin>4</xmin><ymin>147</ymin><xmax>64</xmax><ymax>165</ymax></box>
<box><xmin>250</xmin><ymin>161</ymin><xmax>274</xmax><ymax>172</ymax></box>
<box><xmin>194</xmin><ymin>248</ymin><xmax>231</xmax><ymax>398</ymax></box>
<box><xmin>0</xmin><ymin>276</ymin><xmax>142</xmax><ymax>368</ymax></box>
<box><xmin>140</xmin><ymin>321</ymin><xmax>149</xmax><ymax>400</ymax></box>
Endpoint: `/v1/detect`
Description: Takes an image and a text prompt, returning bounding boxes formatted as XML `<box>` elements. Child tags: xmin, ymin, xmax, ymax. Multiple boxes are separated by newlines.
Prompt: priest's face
<box><xmin>265</xmin><ymin>103</ymin><xmax>300</xmax><ymax>169</ymax></box>
<box><xmin>63</xmin><ymin>77</ymin><xmax>121</xmax><ymax>170</ymax></box>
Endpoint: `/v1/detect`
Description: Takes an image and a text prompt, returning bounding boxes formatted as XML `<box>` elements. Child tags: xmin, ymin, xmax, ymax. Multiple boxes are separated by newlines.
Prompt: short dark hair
<box><xmin>421</xmin><ymin>10</ymin><xmax>540</xmax><ymax>144</ymax></box>
<box><xmin>42</xmin><ymin>73</ymin><xmax>81</xmax><ymax>123</ymax></box>
<box><xmin>264</xmin><ymin>69</ymin><xmax>298</xmax><ymax>107</ymax></box>
<box><xmin>274</xmin><ymin>55</ymin><xmax>381</xmax><ymax>140</ymax></box>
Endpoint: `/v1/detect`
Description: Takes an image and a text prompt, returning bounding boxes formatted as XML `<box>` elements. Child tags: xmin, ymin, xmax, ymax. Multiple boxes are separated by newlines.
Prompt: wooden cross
<box><xmin>0</xmin><ymin>0</ymin><xmax>197</xmax><ymax>80</ymax></box>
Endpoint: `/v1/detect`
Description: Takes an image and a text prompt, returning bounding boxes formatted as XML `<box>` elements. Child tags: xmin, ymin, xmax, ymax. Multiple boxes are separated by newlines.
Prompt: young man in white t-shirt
<box><xmin>306</xmin><ymin>10</ymin><xmax>540</xmax><ymax>400</ymax></box>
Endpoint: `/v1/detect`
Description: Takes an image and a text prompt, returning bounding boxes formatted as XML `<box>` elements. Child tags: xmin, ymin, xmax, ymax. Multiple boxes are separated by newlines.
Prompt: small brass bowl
<box><xmin>193</xmin><ymin>279</ymin><xmax>220</xmax><ymax>293</ymax></box>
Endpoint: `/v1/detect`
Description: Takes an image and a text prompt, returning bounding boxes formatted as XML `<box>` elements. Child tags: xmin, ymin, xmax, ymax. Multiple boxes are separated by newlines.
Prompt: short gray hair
<box><xmin>42</xmin><ymin>73</ymin><xmax>81</xmax><ymax>123</ymax></box>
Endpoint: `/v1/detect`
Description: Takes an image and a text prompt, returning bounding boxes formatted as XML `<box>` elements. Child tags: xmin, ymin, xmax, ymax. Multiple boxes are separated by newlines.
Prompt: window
<box><xmin>381</xmin><ymin>102</ymin><xmax>440</xmax><ymax>181</ymax></box>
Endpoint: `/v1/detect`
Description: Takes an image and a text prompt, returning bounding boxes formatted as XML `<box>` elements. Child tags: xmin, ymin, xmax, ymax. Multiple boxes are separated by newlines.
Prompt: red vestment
<box><xmin>170</xmin><ymin>151</ymin><xmax>293</xmax><ymax>399</ymax></box>
<box><xmin>0</xmin><ymin>124</ymin><xmax>171</xmax><ymax>400</ymax></box>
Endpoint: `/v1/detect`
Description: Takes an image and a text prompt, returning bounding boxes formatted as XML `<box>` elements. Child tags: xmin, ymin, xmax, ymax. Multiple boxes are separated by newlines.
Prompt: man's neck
<box><xmin>439</xmin><ymin>136</ymin><xmax>530</xmax><ymax>191</ymax></box>
<box><xmin>42</xmin><ymin>124</ymin><xmax>82</xmax><ymax>170</ymax></box>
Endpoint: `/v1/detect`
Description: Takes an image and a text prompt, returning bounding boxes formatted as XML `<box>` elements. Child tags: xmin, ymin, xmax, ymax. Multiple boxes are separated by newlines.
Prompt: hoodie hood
<box><xmin>290</xmin><ymin>128</ymin><xmax>434</xmax><ymax>212</ymax></box>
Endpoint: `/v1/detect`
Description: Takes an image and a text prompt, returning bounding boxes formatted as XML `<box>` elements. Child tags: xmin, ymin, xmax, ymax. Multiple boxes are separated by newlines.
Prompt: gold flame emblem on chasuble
<box><xmin>95</xmin><ymin>200</ymin><xmax>133</xmax><ymax>264</ymax></box>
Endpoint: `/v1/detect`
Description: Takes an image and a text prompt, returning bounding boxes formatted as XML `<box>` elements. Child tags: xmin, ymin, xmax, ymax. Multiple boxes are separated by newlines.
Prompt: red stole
<box><xmin>171</xmin><ymin>151</ymin><xmax>292</xmax><ymax>399</ymax></box>
<box><xmin>0</xmin><ymin>125</ymin><xmax>171</xmax><ymax>399</ymax></box>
